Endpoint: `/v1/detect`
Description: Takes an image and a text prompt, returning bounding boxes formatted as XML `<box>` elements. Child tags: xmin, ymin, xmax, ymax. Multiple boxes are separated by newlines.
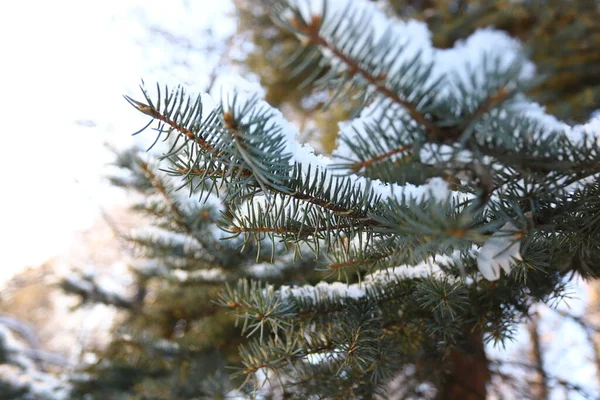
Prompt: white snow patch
<box><xmin>477</xmin><ymin>221</ymin><xmax>522</xmax><ymax>281</ymax></box>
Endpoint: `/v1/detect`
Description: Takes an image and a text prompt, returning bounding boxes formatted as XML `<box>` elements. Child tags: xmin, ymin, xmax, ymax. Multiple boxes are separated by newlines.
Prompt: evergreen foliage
<box><xmin>66</xmin><ymin>0</ymin><xmax>600</xmax><ymax>398</ymax></box>
<box><xmin>235</xmin><ymin>0</ymin><xmax>600</xmax><ymax>149</ymax></box>
<box><xmin>234</xmin><ymin>0</ymin><xmax>357</xmax><ymax>152</ymax></box>
<box><xmin>66</xmin><ymin>148</ymin><xmax>322</xmax><ymax>399</ymax></box>
<box><xmin>383</xmin><ymin>0</ymin><xmax>600</xmax><ymax>122</ymax></box>
<box><xmin>0</xmin><ymin>318</ymin><xmax>69</xmax><ymax>400</ymax></box>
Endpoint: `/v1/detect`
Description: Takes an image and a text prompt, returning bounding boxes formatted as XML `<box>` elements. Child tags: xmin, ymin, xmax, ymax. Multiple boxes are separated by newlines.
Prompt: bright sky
<box><xmin>0</xmin><ymin>0</ymin><xmax>234</xmax><ymax>280</ymax></box>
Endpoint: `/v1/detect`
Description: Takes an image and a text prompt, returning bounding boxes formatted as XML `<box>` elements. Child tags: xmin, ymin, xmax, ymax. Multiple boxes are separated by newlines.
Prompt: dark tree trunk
<box><xmin>437</xmin><ymin>329</ymin><xmax>489</xmax><ymax>400</ymax></box>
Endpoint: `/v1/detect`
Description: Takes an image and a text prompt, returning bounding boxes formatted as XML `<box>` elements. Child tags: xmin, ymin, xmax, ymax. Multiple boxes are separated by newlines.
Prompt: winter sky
<box><xmin>0</xmin><ymin>0</ymin><xmax>235</xmax><ymax>280</ymax></box>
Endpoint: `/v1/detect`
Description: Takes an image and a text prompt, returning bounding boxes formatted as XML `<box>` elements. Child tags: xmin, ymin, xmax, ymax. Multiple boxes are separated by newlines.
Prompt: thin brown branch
<box><xmin>303</xmin><ymin>32</ymin><xmax>437</xmax><ymax>133</ymax></box>
<box><xmin>229</xmin><ymin>222</ymin><xmax>354</xmax><ymax>235</ymax></box>
<box><xmin>229</xmin><ymin>226</ymin><xmax>304</xmax><ymax>234</ymax></box>
<box><xmin>177</xmin><ymin>166</ymin><xmax>250</xmax><ymax>179</ymax></box>
<box><xmin>351</xmin><ymin>145</ymin><xmax>412</xmax><ymax>172</ymax></box>
<box><xmin>138</xmin><ymin>160</ymin><xmax>226</xmax><ymax>254</ymax></box>
<box><xmin>138</xmin><ymin>160</ymin><xmax>190</xmax><ymax>231</ymax></box>
<box><xmin>467</xmin><ymin>86</ymin><xmax>511</xmax><ymax>127</ymax></box>
<box><xmin>133</xmin><ymin>102</ymin><xmax>216</xmax><ymax>154</ymax></box>
<box><xmin>326</xmin><ymin>258</ymin><xmax>370</xmax><ymax>270</ymax></box>
<box><xmin>284</xmin><ymin>190</ymin><xmax>379</xmax><ymax>223</ymax></box>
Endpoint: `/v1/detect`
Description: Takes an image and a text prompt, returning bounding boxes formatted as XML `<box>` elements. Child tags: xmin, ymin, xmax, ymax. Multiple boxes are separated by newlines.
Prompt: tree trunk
<box><xmin>437</xmin><ymin>329</ymin><xmax>489</xmax><ymax>400</ymax></box>
<box><xmin>587</xmin><ymin>282</ymin><xmax>600</xmax><ymax>384</ymax></box>
<box><xmin>528</xmin><ymin>314</ymin><xmax>549</xmax><ymax>400</ymax></box>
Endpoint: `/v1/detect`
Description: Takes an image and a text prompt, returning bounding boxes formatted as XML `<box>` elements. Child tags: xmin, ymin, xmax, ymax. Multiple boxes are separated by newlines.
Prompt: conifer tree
<box><xmin>68</xmin><ymin>0</ymin><xmax>600</xmax><ymax>398</ymax></box>
<box><xmin>63</xmin><ymin>147</ymin><xmax>322</xmax><ymax>399</ymax></box>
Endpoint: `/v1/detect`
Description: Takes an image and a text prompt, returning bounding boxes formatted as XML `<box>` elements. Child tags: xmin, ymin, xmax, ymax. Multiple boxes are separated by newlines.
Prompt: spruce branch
<box><xmin>126</xmin><ymin>85</ymin><xmax>396</xmax><ymax>232</ymax></box>
<box><xmin>273</xmin><ymin>2</ymin><xmax>438</xmax><ymax>132</ymax></box>
<box><xmin>137</xmin><ymin>159</ymin><xmax>193</xmax><ymax>231</ymax></box>
<box><xmin>124</xmin><ymin>85</ymin><xmax>216</xmax><ymax>154</ymax></box>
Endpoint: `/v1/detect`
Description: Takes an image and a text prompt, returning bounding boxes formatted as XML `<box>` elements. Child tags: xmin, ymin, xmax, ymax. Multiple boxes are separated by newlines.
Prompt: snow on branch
<box><xmin>279</xmin><ymin>255</ymin><xmax>467</xmax><ymax>302</ymax></box>
<box><xmin>127</xmin><ymin>0</ymin><xmax>600</xmax><ymax>284</ymax></box>
<box><xmin>276</xmin><ymin>0</ymin><xmax>600</xmax><ymax>173</ymax></box>
<box><xmin>61</xmin><ymin>271</ymin><xmax>133</xmax><ymax>309</ymax></box>
<box><xmin>0</xmin><ymin>324</ymin><xmax>71</xmax><ymax>399</ymax></box>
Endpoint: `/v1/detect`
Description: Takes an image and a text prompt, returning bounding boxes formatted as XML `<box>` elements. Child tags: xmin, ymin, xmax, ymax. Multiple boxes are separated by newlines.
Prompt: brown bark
<box><xmin>586</xmin><ymin>282</ymin><xmax>600</xmax><ymax>384</ymax></box>
<box><xmin>529</xmin><ymin>315</ymin><xmax>549</xmax><ymax>400</ymax></box>
<box><xmin>437</xmin><ymin>329</ymin><xmax>490</xmax><ymax>400</ymax></box>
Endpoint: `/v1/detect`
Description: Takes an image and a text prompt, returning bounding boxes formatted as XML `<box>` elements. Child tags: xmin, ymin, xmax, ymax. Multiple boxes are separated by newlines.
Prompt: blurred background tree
<box><xmin>63</xmin><ymin>148</ymin><xmax>324</xmax><ymax>398</ymax></box>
